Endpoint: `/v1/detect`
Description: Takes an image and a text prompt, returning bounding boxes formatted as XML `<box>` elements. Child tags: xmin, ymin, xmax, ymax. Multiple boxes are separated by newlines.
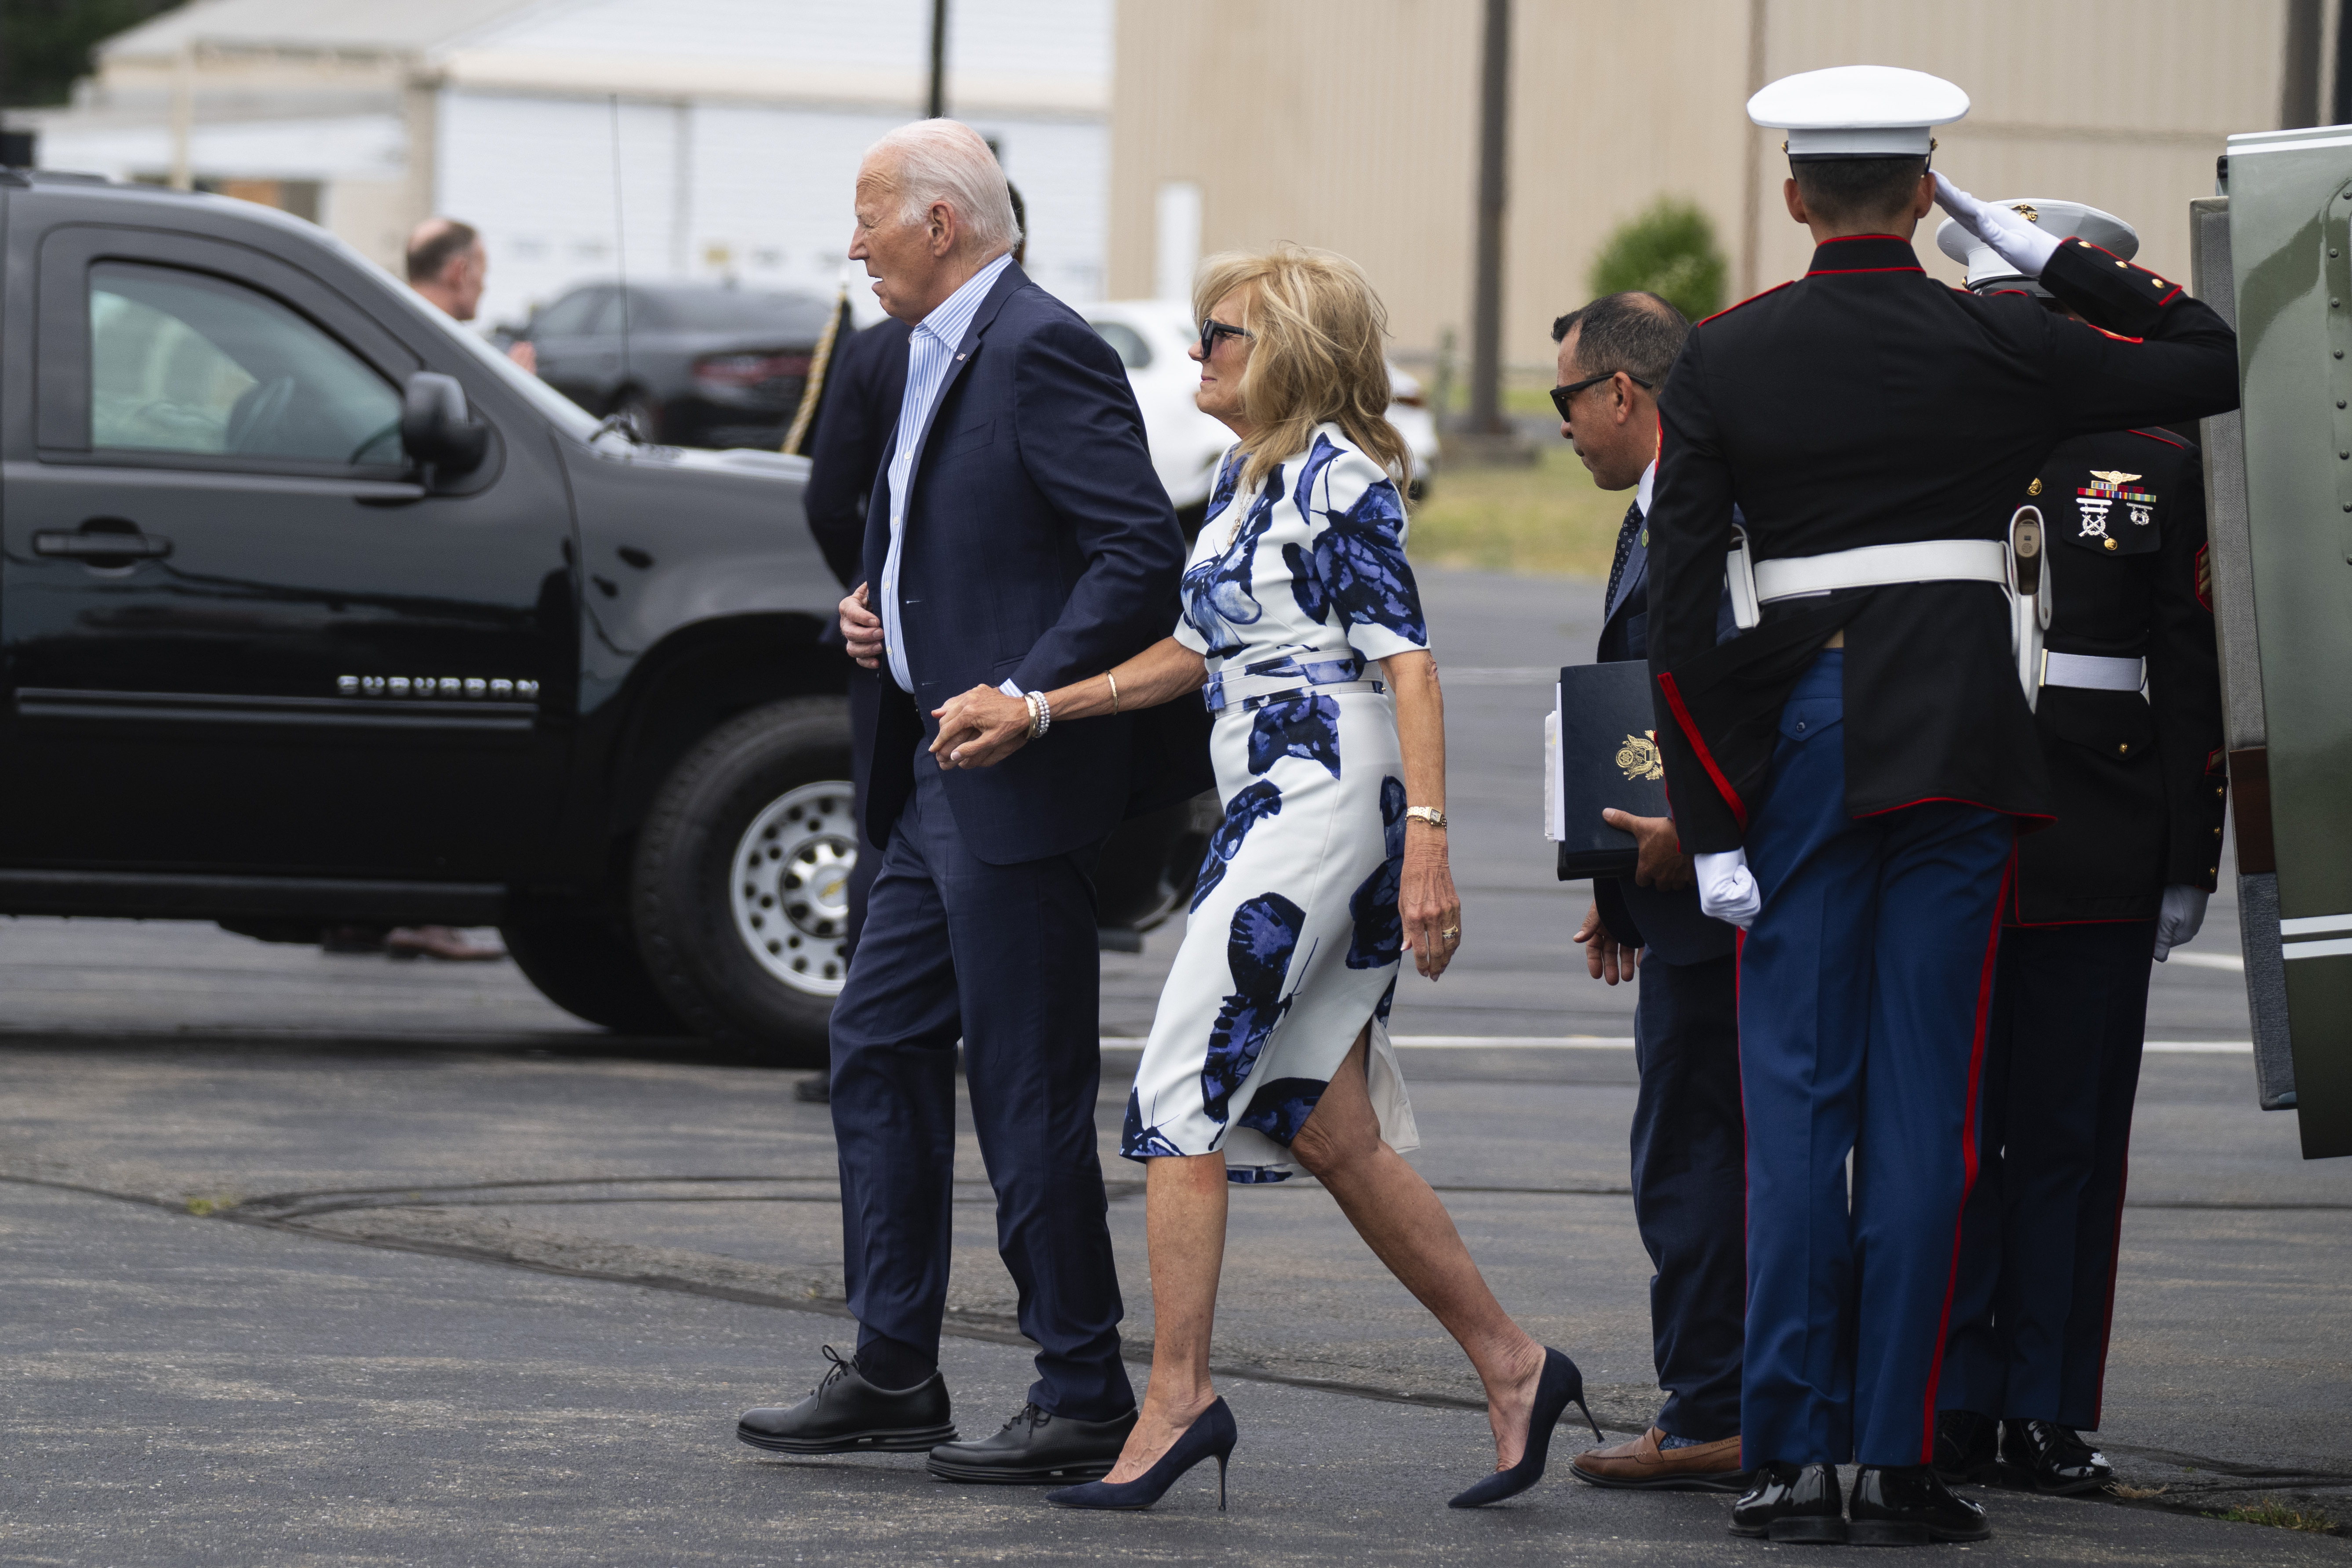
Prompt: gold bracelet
<box><xmin>1106</xmin><ymin>671</ymin><xmax>1121</xmax><ymax>714</ymax></box>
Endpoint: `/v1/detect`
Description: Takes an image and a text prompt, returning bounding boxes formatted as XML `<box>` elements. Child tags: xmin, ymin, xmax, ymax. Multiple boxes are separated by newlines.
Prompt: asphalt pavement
<box><xmin>0</xmin><ymin>569</ymin><xmax>2342</xmax><ymax>1565</ymax></box>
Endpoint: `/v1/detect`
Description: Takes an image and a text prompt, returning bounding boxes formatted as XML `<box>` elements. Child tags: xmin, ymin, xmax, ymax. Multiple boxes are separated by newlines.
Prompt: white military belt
<box><xmin>1729</xmin><ymin>520</ymin><xmax>2053</xmax><ymax>706</ymax></box>
<box><xmin>2040</xmin><ymin>651</ymin><xmax>2145</xmax><ymax>691</ymax></box>
<box><xmin>1752</xmin><ymin>538</ymin><xmax>2009</xmax><ymax>604</ymax></box>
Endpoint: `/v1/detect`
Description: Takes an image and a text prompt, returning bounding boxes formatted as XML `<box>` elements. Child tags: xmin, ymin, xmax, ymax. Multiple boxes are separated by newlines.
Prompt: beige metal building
<box><xmin>1109</xmin><ymin>0</ymin><xmax>2310</xmax><ymax>368</ymax></box>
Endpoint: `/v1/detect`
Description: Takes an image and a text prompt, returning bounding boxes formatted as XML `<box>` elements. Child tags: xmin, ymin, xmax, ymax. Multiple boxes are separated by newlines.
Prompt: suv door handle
<box><xmin>33</xmin><ymin>526</ymin><xmax>173</xmax><ymax>560</ymax></box>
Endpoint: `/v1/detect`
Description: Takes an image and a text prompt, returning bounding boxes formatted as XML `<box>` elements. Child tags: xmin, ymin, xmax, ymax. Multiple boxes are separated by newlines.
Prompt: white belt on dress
<box><xmin>1203</xmin><ymin>655</ymin><xmax>1386</xmax><ymax>715</ymax></box>
<box><xmin>2040</xmin><ymin>651</ymin><xmax>2145</xmax><ymax>691</ymax></box>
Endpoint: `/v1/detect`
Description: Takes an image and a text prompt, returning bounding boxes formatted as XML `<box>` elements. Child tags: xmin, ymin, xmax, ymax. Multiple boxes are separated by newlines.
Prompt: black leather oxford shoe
<box><xmin>736</xmin><ymin>1346</ymin><xmax>957</xmax><ymax>1455</ymax></box>
<box><xmin>1934</xmin><ymin>1408</ymin><xmax>1999</xmax><ymax>1485</ymax></box>
<box><xmin>1728</xmin><ymin>1461</ymin><xmax>1846</xmax><ymax>1543</ymax></box>
<box><xmin>2000</xmin><ymin>1418</ymin><xmax>2114</xmax><ymax>1495</ymax></box>
<box><xmin>1849</xmin><ymin>1463</ymin><xmax>1991</xmax><ymax>1545</ymax></box>
<box><xmin>925</xmin><ymin>1401</ymin><xmax>1138</xmax><ymax>1484</ymax></box>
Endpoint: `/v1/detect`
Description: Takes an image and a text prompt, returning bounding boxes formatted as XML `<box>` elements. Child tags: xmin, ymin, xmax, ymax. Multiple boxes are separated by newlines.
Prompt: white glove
<box><xmin>1695</xmin><ymin>849</ymin><xmax>1762</xmax><ymax>929</ymax></box>
<box><xmin>1933</xmin><ymin>172</ymin><xmax>2060</xmax><ymax>280</ymax></box>
<box><xmin>2152</xmin><ymin>884</ymin><xmax>2210</xmax><ymax>962</ymax></box>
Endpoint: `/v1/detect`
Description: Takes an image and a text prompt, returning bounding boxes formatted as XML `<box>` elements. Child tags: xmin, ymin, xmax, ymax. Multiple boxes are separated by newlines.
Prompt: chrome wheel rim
<box><xmin>730</xmin><ymin>780</ymin><xmax>856</xmax><ymax>996</ymax></box>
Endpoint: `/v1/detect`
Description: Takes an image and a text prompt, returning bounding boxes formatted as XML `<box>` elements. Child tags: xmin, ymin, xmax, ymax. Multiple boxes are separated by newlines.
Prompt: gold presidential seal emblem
<box><xmin>1617</xmin><ymin>730</ymin><xmax>1665</xmax><ymax>783</ymax></box>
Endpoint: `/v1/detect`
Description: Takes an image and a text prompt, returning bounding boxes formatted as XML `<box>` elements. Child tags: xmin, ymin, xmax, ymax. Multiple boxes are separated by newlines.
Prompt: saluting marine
<box><xmin>1640</xmin><ymin>66</ymin><xmax>2241</xmax><ymax>1547</ymax></box>
<box><xmin>1928</xmin><ymin>202</ymin><xmax>2228</xmax><ymax>1495</ymax></box>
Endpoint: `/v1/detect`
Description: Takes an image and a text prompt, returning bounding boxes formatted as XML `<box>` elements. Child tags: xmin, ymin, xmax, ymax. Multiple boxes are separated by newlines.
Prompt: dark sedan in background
<box><xmin>510</xmin><ymin>282</ymin><xmax>835</xmax><ymax>448</ymax></box>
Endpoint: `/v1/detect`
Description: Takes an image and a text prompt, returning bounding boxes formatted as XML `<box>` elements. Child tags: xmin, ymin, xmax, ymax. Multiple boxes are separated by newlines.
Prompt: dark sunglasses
<box><xmin>1550</xmin><ymin>369</ymin><xmax>1653</xmax><ymax>421</ymax></box>
<box><xmin>1198</xmin><ymin>318</ymin><xmax>1254</xmax><ymax>359</ymax></box>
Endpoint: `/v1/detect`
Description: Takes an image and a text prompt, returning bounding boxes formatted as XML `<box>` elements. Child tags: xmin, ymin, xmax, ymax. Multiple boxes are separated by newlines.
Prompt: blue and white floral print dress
<box><xmin>1122</xmin><ymin>423</ymin><xmax>1426</xmax><ymax>1183</ymax></box>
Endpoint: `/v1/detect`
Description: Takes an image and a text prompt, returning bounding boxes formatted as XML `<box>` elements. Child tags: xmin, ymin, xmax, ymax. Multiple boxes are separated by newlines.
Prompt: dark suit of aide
<box><xmin>803</xmin><ymin>315</ymin><xmax>913</xmax><ymax>952</ymax></box>
<box><xmin>1591</xmin><ymin>493</ymin><xmax>1745</xmax><ymax>1445</ymax></box>
<box><xmin>1643</xmin><ymin>234</ymin><xmax>2238</xmax><ymax>1469</ymax></box>
<box><xmin>1941</xmin><ymin>426</ymin><xmax>2226</xmax><ymax>1432</ymax></box>
<box><xmin>828</xmin><ymin>263</ymin><xmax>1200</xmax><ymax>1421</ymax></box>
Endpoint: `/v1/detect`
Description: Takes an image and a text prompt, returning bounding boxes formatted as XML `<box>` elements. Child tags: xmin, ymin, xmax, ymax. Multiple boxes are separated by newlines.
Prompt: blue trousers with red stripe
<box><xmin>1737</xmin><ymin>650</ymin><xmax>2014</xmax><ymax>1467</ymax></box>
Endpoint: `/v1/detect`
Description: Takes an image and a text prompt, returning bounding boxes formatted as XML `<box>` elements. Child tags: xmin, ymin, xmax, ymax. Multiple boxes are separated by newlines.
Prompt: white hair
<box><xmin>862</xmin><ymin>119</ymin><xmax>1022</xmax><ymax>258</ymax></box>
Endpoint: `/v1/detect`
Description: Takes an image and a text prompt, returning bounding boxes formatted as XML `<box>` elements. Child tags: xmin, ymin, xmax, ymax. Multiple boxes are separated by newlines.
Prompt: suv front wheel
<box><xmin>633</xmin><ymin>697</ymin><xmax>855</xmax><ymax>1067</ymax></box>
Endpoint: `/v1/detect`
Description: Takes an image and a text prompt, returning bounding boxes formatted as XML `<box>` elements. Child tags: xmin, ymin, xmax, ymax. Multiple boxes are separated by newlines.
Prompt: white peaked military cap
<box><xmin>1935</xmin><ymin>201</ymin><xmax>2139</xmax><ymax>290</ymax></box>
<box><xmin>1748</xmin><ymin>65</ymin><xmax>1970</xmax><ymax>160</ymax></box>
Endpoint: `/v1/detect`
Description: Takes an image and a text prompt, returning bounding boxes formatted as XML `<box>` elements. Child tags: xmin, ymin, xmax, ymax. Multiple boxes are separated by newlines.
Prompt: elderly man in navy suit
<box><xmin>1554</xmin><ymin>292</ymin><xmax>1749</xmax><ymax>1493</ymax></box>
<box><xmin>737</xmin><ymin>120</ymin><xmax>1200</xmax><ymax>1484</ymax></box>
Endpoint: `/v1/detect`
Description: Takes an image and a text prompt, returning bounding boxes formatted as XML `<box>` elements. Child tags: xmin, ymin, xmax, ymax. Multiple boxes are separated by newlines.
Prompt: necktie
<box><xmin>1604</xmin><ymin>500</ymin><xmax>1643</xmax><ymax>612</ymax></box>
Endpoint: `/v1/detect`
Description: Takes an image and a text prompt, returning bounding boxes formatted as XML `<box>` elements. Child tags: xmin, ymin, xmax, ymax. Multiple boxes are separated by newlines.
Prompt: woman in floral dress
<box><xmin>928</xmin><ymin>244</ymin><xmax>1593</xmax><ymax>1511</ymax></box>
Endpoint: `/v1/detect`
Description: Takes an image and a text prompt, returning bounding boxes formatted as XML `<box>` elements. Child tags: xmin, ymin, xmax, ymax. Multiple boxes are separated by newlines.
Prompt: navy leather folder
<box><xmin>1556</xmin><ymin>660</ymin><xmax>1671</xmax><ymax>881</ymax></box>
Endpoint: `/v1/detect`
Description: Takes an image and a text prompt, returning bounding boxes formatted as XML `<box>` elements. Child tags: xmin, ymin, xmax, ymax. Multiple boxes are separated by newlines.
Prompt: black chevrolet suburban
<box><xmin>0</xmin><ymin>172</ymin><xmax>1201</xmax><ymax>1065</ymax></box>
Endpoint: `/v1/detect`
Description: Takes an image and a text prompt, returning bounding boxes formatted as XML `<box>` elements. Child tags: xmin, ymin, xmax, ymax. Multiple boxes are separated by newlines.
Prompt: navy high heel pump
<box><xmin>1447</xmin><ymin>1347</ymin><xmax>1603</xmax><ymax>1508</ymax></box>
<box><xmin>1044</xmin><ymin>1397</ymin><xmax>1238</xmax><ymax>1511</ymax></box>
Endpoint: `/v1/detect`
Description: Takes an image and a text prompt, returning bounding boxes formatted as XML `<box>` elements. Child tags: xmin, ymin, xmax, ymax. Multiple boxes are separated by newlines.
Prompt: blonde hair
<box><xmin>1192</xmin><ymin>243</ymin><xmax>1413</xmax><ymax>498</ymax></box>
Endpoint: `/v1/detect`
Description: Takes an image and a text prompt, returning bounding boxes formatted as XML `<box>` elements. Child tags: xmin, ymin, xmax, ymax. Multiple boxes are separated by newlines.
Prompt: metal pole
<box><xmin>169</xmin><ymin>40</ymin><xmax>195</xmax><ymax>190</ymax></box>
<box><xmin>2334</xmin><ymin>0</ymin><xmax>2352</xmax><ymax>123</ymax></box>
<box><xmin>1738</xmin><ymin>0</ymin><xmax>1768</xmax><ymax>300</ymax></box>
<box><xmin>1466</xmin><ymin>0</ymin><xmax>1509</xmax><ymax>436</ymax></box>
<box><xmin>2283</xmin><ymin>0</ymin><xmax>2323</xmax><ymax>128</ymax></box>
<box><xmin>928</xmin><ymin>0</ymin><xmax>948</xmax><ymax>120</ymax></box>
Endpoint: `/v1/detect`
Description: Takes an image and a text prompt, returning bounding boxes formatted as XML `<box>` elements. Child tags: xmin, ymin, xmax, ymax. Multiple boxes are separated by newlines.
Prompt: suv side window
<box><xmin>91</xmin><ymin>262</ymin><xmax>402</xmax><ymax>465</ymax></box>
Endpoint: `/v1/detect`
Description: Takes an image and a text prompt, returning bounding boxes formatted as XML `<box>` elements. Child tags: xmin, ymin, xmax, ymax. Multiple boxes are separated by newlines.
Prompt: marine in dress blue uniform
<box><xmin>1927</xmin><ymin>204</ymin><xmax>2228</xmax><ymax>1495</ymax></box>
<box><xmin>1641</xmin><ymin>67</ymin><xmax>2240</xmax><ymax>1546</ymax></box>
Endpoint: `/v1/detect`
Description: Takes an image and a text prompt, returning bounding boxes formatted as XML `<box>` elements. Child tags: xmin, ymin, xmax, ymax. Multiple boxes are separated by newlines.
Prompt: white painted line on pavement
<box><xmin>1390</xmin><ymin>1035</ymin><xmax>1636</xmax><ymax>1049</ymax></box>
<box><xmin>2164</xmin><ymin>951</ymin><xmax>2246</xmax><ymax>972</ymax></box>
<box><xmin>1112</xmin><ymin>1036</ymin><xmax>2247</xmax><ymax>1052</ymax></box>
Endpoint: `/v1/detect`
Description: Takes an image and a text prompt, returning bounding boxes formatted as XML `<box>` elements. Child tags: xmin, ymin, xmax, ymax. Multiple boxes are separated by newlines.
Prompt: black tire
<box><xmin>501</xmin><ymin>906</ymin><xmax>687</xmax><ymax>1035</ymax></box>
<box><xmin>633</xmin><ymin>697</ymin><xmax>854</xmax><ymax>1067</ymax></box>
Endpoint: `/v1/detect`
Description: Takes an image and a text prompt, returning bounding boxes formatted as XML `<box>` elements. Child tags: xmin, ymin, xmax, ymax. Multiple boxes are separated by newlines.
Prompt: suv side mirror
<box><xmin>401</xmin><ymin>372</ymin><xmax>490</xmax><ymax>475</ymax></box>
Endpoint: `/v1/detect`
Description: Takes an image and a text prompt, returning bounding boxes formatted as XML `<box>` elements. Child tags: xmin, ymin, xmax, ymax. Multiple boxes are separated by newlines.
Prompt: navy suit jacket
<box><xmin>858</xmin><ymin>262</ymin><xmax>1207</xmax><ymax>864</ymax></box>
<box><xmin>1593</xmin><ymin>505</ymin><xmax>1740</xmax><ymax>966</ymax></box>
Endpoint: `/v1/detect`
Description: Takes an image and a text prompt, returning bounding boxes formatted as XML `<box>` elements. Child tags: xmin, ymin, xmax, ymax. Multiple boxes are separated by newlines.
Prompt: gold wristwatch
<box><xmin>1404</xmin><ymin>806</ymin><xmax>1447</xmax><ymax>829</ymax></box>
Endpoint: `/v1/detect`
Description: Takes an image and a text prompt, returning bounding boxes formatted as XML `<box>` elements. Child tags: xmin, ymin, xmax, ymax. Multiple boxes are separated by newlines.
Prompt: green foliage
<box><xmin>4</xmin><ymin>0</ymin><xmax>178</xmax><ymax>108</ymax></box>
<box><xmin>1588</xmin><ymin>198</ymin><xmax>1729</xmax><ymax>323</ymax></box>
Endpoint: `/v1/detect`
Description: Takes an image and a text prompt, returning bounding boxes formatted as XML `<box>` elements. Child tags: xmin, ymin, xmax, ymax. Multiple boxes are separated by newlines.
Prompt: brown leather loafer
<box><xmin>1571</xmin><ymin>1426</ymin><xmax>1749</xmax><ymax>1492</ymax></box>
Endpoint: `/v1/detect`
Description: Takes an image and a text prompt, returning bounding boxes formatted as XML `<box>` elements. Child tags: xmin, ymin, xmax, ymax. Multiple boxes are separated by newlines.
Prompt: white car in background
<box><xmin>1083</xmin><ymin>299</ymin><xmax>1438</xmax><ymax>529</ymax></box>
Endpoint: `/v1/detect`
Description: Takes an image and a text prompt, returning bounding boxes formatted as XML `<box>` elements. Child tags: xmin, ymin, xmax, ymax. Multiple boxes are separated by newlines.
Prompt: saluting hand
<box><xmin>929</xmin><ymin>686</ymin><xmax>1033</xmax><ymax>770</ymax></box>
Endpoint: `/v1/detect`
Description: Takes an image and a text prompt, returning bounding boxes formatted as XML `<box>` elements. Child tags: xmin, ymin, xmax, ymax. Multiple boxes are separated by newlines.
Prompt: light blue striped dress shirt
<box><xmin>880</xmin><ymin>251</ymin><xmax>1016</xmax><ymax>693</ymax></box>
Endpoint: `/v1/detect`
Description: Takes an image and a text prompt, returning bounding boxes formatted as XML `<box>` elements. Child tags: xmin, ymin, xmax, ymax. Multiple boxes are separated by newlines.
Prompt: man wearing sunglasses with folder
<box><xmin>1554</xmin><ymin>291</ymin><xmax>1750</xmax><ymax>1494</ymax></box>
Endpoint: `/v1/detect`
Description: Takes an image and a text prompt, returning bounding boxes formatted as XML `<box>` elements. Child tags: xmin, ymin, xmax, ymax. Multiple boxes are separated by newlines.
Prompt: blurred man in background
<box><xmin>407</xmin><ymin>217</ymin><xmax>537</xmax><ymax>373</ymax></box>
<box><xmin>317</xmin><ymin>217</ymin><xmax>535</xmax><ymax>964</ymax></box>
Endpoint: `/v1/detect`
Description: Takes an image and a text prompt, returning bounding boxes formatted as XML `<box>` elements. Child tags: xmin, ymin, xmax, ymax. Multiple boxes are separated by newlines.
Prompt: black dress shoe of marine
<box><xmin>1848</xmin><ymin>1463</ymin><xmax>1991</xmax><ymax>1545</ymax></box>
<box><xmin>1728</xmin><ymin>1461</ymin><xmax>1847</xmax><ymax>1543</ymax></box>
<box><xmin>736</xmin><ymin>1345</ymin><xmax>956</xmax><ymax>1455</ymax></box>
<box><xmin>1999</xmin><ymin>1418</ymin><xmax>2114</xmax><ymax>1495</ymax></box>
<box><xmin>1933</xmin><ymin>1408</ymin><xmax>1999</xmax><ymax>1485</ymax></box>
<box><xmin>925</xmin><ymin>1401</ymin><xmax>1138</xmax><ymax>1484</ymax></box>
